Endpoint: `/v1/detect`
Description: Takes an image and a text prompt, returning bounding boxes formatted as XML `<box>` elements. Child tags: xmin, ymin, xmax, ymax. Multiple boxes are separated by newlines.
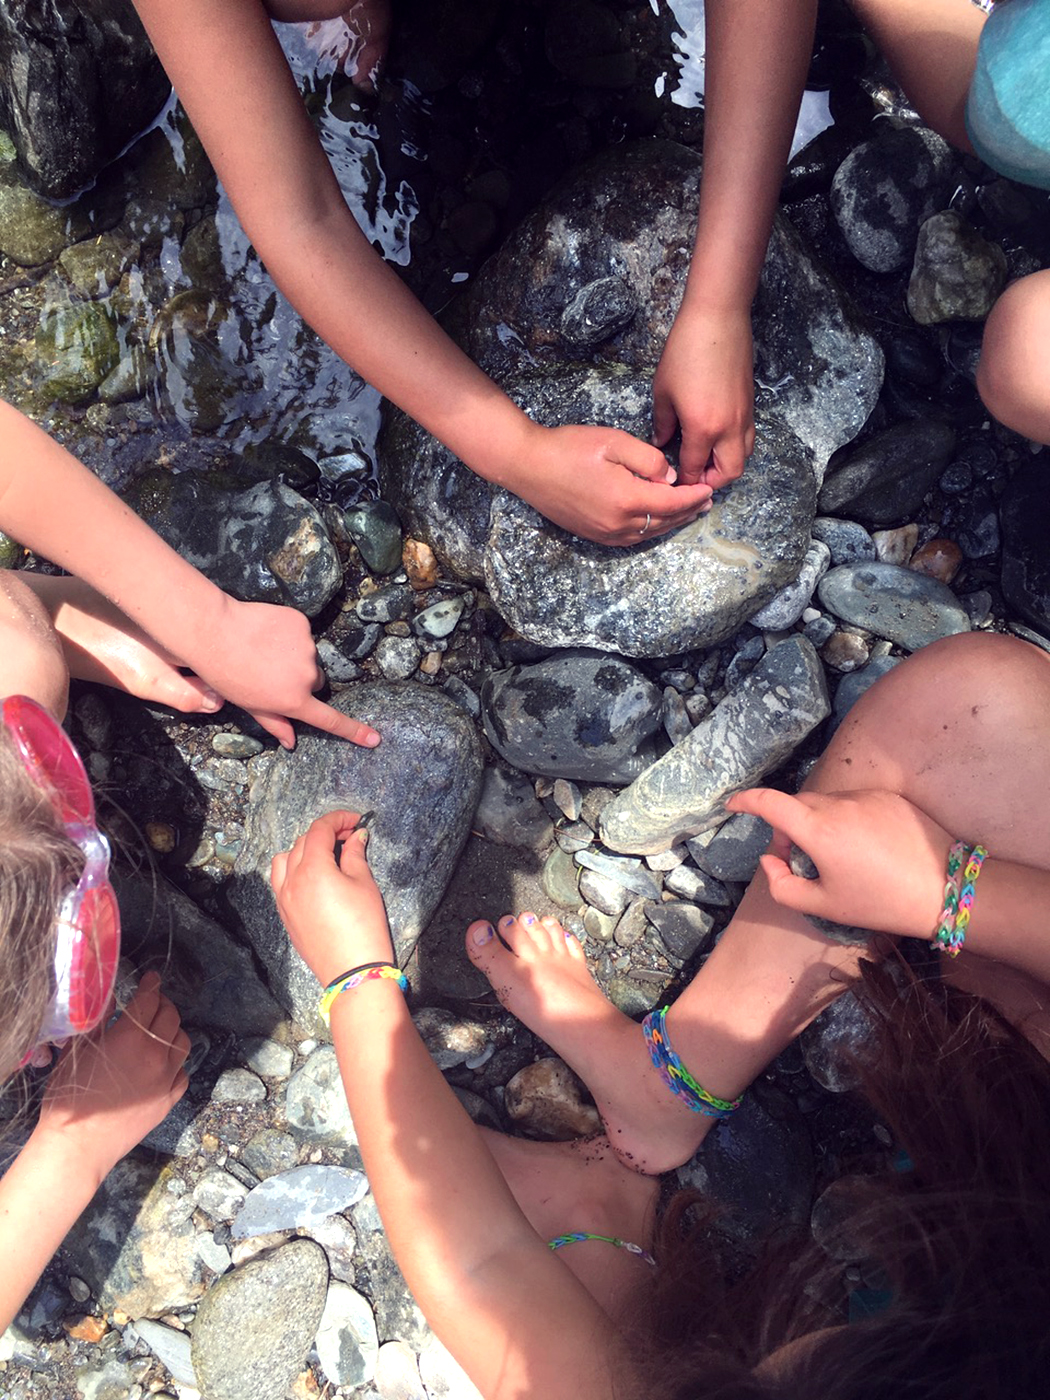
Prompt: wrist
<box><xmin>24</xmin><ymin>1118</ymin><xmax>109</xmax><ymax>1198</ymax></box>
<box><xmin>457</xmin><ymin>405</ymin><xmax>544</xmax><ymax>492</ymax></box>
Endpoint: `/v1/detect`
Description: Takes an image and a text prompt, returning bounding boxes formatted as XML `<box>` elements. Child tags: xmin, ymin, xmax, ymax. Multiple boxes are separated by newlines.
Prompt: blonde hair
<box><xmin>0</xmin><ymin>727</ymin><xmax>84</xmax><ymax>1077</ymax></box>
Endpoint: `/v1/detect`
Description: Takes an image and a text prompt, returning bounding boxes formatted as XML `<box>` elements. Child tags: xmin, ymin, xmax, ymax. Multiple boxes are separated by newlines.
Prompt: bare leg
<box><xmin>481</xmin><ymin>1129</ymin><xmax>658</xmax><ymax>1321</ymax></box>
<box><xmin>469</xmin><ymin>634</ymin><xmax>1050</xmax><ymax>1173</ymax></box>
<box><xmin>848</xmin><ymin>0</ymin><xmax>985</xmax><ymax>151</ymax></box>
<box><xmin>976</xmin><ymin>269</ymin><xmax>1050</xmax><ymax>444</ymax></box>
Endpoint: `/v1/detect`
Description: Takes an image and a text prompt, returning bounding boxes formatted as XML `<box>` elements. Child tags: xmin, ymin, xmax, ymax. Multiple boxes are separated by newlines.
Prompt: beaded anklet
<box><xmin>548</xmin><ymin>1231</ymin><xmax>657</xmax><ymax>1267</ymax></box>
<box><xmin>642</xmin><ymin>1006</ymin><xmax>742</xmax><ymax>1118</ymax></box>
<box><xmin>319</xmin><ymin>961</ymin><xmax>408</xmax><ymax>1026</ymax></box>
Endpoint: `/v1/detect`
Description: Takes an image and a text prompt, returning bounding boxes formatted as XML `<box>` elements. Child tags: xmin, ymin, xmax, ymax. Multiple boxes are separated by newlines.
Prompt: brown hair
<box><xmin>639</xmin><ymin>957</ymin><xmax>1050</xmax><ymax>1398</ymax></box>
<box><xmin>0</xmin><ymin>728</ymin><xmax>84</xmax><ymax>1078</ymax></box>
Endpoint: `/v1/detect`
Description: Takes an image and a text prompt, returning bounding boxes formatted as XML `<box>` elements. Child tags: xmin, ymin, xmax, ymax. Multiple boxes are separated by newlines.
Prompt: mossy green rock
<box><xmin>59</xmin><ymin>232</ymin><xmax>140</xmax><ymax>296</ymax></box>
<box><xmin>36</xmin><ymin>301</ymin><xmax>120</xmax><ymax>403</ymax></box>
<box><xmin>0</xmin><ymin>177</ymin><xmax>90</xmax><ymax>266</ymax></box>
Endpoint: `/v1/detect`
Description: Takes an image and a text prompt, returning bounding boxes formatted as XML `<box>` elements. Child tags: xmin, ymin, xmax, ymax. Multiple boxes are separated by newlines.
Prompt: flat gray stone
<box><xmin>600</xmin><ymin>637</ymin><xmax>830</xmax><ymax>854</ymax></box>
<box><xmin>284</xmin><ymin>1046</ymin><xmax>359</xmax><ymax>1150</ymax></box>
<box><xmin>749</xmin><ymin>539</ymin><xmax>831</xmax><ymax>630</ymax></box>
<box><xmin>817</xmin><ymin>562</ymin><xmax>970</xmax><ymax>651</ymax></box>
<box><xmin>315</xmin><ymin>1281</ymin><xmax>379</xmax><ymax>1388</ymax></box>
<box><xmin>133</xmin><ymin>1319</ymin><xmax>197</xmax><ymax>1388</ymax></box>
<box><xmin>689</xmin><ymin>813</ymin><xmax>773</xmax><ymax>883</ymax></box>
<box><xmin>472</xmin><ymin>766</ymin><xmax>553</xmax><ymax>850</ymax></box>
<box><xmin>232</xmin><ymin>1165</ymin><xmax>368</xmax><ymax>1239</ymax></box>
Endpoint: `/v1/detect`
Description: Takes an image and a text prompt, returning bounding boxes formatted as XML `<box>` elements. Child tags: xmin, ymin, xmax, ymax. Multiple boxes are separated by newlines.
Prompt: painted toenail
<box><xmin>564</xmin><ymin>929</ymin><xmax>575</xmax><ymax>940</ymax></box>
<box><xmin>521</xmin><ymin>913</ymin><xmax>537</xmax><ymax>926</ymax></box>
<box><xmin>501</xmin><ymin>915</ymin><xmax>515</xmax><ymax>929</ymax></box>
<box><xmin>472</xmin><ymin>923</ymin><xmax>495</xmax><ymax>945</ymax></box>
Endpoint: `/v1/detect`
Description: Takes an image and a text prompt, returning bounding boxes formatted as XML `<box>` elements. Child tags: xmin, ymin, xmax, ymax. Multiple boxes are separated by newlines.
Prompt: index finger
<box><xmin>295</xmin><ymin>696</ymin><xmax>381</xmax><ymax>748</ymax></box>
<box><xmin>726</xmin><ymin>787</ymin><xmax>811</xmax><ymax>842</ymax></box>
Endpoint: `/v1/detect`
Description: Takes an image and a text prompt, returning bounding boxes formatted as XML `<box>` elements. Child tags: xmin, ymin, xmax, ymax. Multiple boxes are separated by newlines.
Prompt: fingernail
<box><xmin>201</xmin><ymin>689</ymin><xmax>223</xmax><ymax>711</ymax></box>
<box><xmin>666</xmin><ymin>466</ymin><xmax>678</xmax><ymax>485</ymax></box>
<box><xmin>472</xmin><ymin>922</ymin><xmax>494</xmax><ymax>945</ymax></box>
<box><xmin>364</xmin><ymin>730</ymin><xmax>381</xmax><ymax>747</ymax></box>
<box><xmin>357</xmin><ymin>827</ymin><xmax>370</xmax><ymax>849</ymax></box>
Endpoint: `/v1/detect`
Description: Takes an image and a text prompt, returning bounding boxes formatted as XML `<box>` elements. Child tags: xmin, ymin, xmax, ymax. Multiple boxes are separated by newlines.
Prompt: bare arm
<box><xmin>271</xmin><ymin>814</ymin><xmax>631</xmax><ymax>1400</ymax></box>
<box><xmin>126</xmin><ymin>0</ymin><xmax>713</xmax><ymax>545</ymax></box>
<box><xmin>654</xmin><ymin>0</ymin><xmax>818</xmax><ymax>486</ymax></box>
<box><xmin>0</xmin><ymin>399</ymin><xmax>378</xmax><ymax>747</ymax></box>
<box><xmin>0</xmin><ymin>977</ymin><xmax>187</xmax><ymax>1333</ymax></box>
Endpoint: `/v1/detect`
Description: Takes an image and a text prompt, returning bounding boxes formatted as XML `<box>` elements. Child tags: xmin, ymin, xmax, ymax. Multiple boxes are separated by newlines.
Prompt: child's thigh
<box><xmin>262</xmin><ymin>1</ymin><xmax>352</xmax><ymax>22</ymax></box>
<box><xmin>0</xmin><ymin>574</ymin><xmax>69</xmax><ymax>719</ymax></box>
<box><xmin>812</xmin><ymin>633</ymin><xmax>1050</xmax><ymax>868</ymax></box>
<box><xmin>977</xmin><ymin>270</ymin><xmax>1050</xmax><ymax>443</ymax></box>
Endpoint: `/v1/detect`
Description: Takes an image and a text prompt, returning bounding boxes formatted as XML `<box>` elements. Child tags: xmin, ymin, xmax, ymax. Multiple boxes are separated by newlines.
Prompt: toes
<box><xmin>465</xmin><ymin>919</ymin><xmax>501</xmax><ymax>973</ymax></box>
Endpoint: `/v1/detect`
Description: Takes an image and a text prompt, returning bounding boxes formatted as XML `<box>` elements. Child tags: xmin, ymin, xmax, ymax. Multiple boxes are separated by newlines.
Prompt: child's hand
<box><xmin>509</xmin><ymin>423</ymin><xmax>713</xmax><ymax>545</ymax></box>
<box><xmin>727</xmin><ymin>787</ymin><xmax>953</xmax><ymax>940</ymax></box>
<box><xmin>34</xmin><ymin>972</ymin><xmax>189</xmax><ymax>1186</ymax></box>
<box><xmin>653</xmin><ymin>303</ymin><xmax>755</xmax><ymax>489</ymax></box>
<box><xmin>271</xmin><ymin>810</ymin><xmax>393</xmax><ymax>987</ymax></box>
<box><xmin>185</xmin><ymin>596</ymin><xmax>381</xmax><ymax>751</ymax></box>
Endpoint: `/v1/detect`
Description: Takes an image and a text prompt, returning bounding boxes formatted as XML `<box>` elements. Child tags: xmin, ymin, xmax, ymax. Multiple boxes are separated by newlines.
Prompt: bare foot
<box><xmin>466</xmin><ymin>914</ymin><xmax>712</xmax><ymax>1175</ymax></box>
<box><xmin>22</xmin><ymin>577</ymin><xmax>226</xmax><ymax>715</ymax></box>
<box><xmin>480</xmin><ymin>1128</ymin><xmax>658</xmax><ymax>1322</ymax></box>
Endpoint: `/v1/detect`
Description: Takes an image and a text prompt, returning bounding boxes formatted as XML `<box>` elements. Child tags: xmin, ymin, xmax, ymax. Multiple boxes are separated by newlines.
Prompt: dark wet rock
<box><xmin>191</xmin><ymin>1240</ymin><xmax>329</xmax><ymax>1400</ymax></box>
<box><xmin>0</xmin><ymin>174</ymin><xmax>93</xmax><ymax>265</ymax></box>
<box><xmin>948</xmin><ymin>485</ymin><xmax>1001</xmax><ymax>560</ymax></box>
<box><xmin>114</xmin><ymin>870</ymin><xmax>284</xmax><ymax>1038</ymax></box>
<box><xmin>35</xmin><ymin>300</ymin><xmax>120</xmax><ymax>403</ymax></box>
<box><xmin>63</xmin><ymin>1158</ymin><xmax>206</xmax><ymax>1317</ymax></box>
<box><xmin>385</xmin><ymin>366</ymin><xmax>817</xmax><ymax>656</ymax></box>
<box><xmin>1001</xmin><ymin>455</ymin><xmax>1050</xmax><ymax>632</ymax></box>
<box><xmin>230</xmin><ymin>685</ymin><xmax>482</xmax><ymax>1023</ymax></box>
<box><xmin>818</xmin><ymin>562</ymin><xmax>970</xmax><ymax>651</ymax></box>
<box><xmin>356</xmin><ymin>583</ymin><xmax>415</xmax><ymax>624</ymax></box>
<box><xmin>811</xmin><ymin>516</ymin><xmax>877</xmax><ymax>566</ymax></box>
<box><xmin>0</xmin><ymin>0</ymin><xmax>169</xmax><ymax>200</ymax></box>
<box><xmin>907</xmin><ymin>211</ymin><xmax>1007</xmax><ymax>324</ymax></box>
<box><xmin>446</xmin><ymin>139</ymin><xmax>883</xmax><ymax>473</ymax></box>
<box><xmin>689</xmin><ymin>813</ymin><xmax>773</xmax><ymax>884</ymax></box>
<box><xmin>882</xmin><ymin>327</ymin><xmax>943</xmax><ymax>389</ymax></box>
<box><xmin>344</xmin><ymin>499</ymin><xmax>404</xmax><ymax>575</ymax></box>
<box><xmin>481</xmin><ymin>649</ymin><xmax>662</xmax><ymax>783</ymax></box>
<box><xmin>504</xmin><ymin>1057</ymin><xmax>602</xmax><ymax>1140</ymax></box>
<box><xmin>59</xmin><ymin>231</ymin><xmax>139</xmax><ymax>295</ymax></box>
<box><xmin>830</xmin><ymin>655</ymin><xmax>902</xmax><ymax>729</ymax></box>
<box><xmin>818</xmin><ymin>420</ymin><xmax>957</xmax><ymax>527</ymax></box>
<box><xmin>646</xmin><ymin>900</ymin><xmax>715</xmax><ymax>965</ymax></box>
<box><xmin>749</xmin><ymin>539</ymin><xmax>831</xmax><ymax>630</ymax></box>
<box><xmin>123</xmin><ymin>471</ymin><xmax>342</xmax><ymax>617</ymax></box>
<box><xmin>560</xmin><ymin>274</ymin><xmax>637</xmax><ymax>348</ymax></box>
<box><xmin>830</xmin><ymin>123</ymin><xmax>956</xmax><ymax>273</ymax></box>
<box><xmin>473</xmin><ymin>766</ymin><xmax>553</xmax><ymax>850</ymax></box>
<box><xmin>232</xmin><ymin>1166</ymin><xmax>368</xmax><ymax>1240</ymax></box>
<box><xmin>600</xmin><ymin>637</ymin><xmax>829</xmax><ymax>854</ymax></box>
<box><xmin>677</xmin><ymin>1084</ymin><xmax>815</xmax><ymax>1244</ymax></box>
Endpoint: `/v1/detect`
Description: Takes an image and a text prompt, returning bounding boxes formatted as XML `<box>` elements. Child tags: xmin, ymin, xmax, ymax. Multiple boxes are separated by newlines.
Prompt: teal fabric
<box><xmin>966</xmin><ymin>0</ymin><xmax>1050</xmax><ymax>191</ymax></box>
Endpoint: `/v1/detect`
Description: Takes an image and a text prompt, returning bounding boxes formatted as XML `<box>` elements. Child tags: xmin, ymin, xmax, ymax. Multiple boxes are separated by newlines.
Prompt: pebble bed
<box><xmin>1</xmin><ymin>2</ymin><xmax>1050</xmax><ymax>1398</ymax></box>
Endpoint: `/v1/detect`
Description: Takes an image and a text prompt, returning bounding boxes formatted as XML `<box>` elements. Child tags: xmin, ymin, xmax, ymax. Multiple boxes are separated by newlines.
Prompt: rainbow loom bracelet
<box><xmin>642</xmin><ymin>1006</ymin><xmax>742</xmax><ymax>1118</ymax></box>
<box><xmin>319</xmin><ymin>962</ymin><xmax>408</xmax><ymax>1025</ymax></box>
<box><xmin>933</xmin><ymin>841</ymin><xmax>968</xmax><ymax>950</ymax></box>
<box><xmin>951</xmin><ymin>844</ymin><xmax>989</xmax><ymax>952</ymax></box>
<box><xmin>548</xmin><ymin>1232</ymin><xmax>657</xmax><ymax>1267</ymax></box>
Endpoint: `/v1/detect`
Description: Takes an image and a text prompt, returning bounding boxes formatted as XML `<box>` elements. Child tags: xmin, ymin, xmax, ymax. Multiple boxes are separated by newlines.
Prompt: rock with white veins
<box><xmin>599</xmin><ymin>637</ymin><xmax>830</xmax><ymax>854</ymax></box>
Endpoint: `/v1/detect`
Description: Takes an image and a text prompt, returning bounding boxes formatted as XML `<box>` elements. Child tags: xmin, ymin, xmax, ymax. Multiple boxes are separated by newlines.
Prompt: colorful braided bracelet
<box><xmin>319</xmin><ymin>961</ymin><xmax>408</xmax><ymax>1025</ymax></box>
<box><xmin>933</xmin><ymin>843</ymin><xmax>989</xmax><ymax>958</ymax></box>
<box><xmin>642</xmin><ymin>1006</ymin><xmax>742</xmax><ymax>1118</ymax></box>
<box><xmin>548</xmin><ymin>1231</ymin><xmax>657</xmax><ymax>1267</ymax></box>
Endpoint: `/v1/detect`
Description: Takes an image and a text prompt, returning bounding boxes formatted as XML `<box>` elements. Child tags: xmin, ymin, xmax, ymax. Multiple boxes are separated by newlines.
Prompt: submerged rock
<box><xmin>600</xmin><ymin>636</ymin><xmax>830</xmax><ymax>854</ymax></box>
<box><xmin>907</xmin><ymin>211</ymin><xmax>1007</xmax><ymax>324</ymax></box>
<box><xmin>230</xmin><ymin>684</ymin><xmax>482</xmax><ymax>1025</ymax></box>
<box><xmin>446</xmin><ymin>138</ymin><xmax>883</xmax><ymax>474</ymax></box>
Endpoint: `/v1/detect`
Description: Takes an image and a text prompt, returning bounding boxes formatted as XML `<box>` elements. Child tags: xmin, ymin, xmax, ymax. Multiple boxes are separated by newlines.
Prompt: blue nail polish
<box><xmin>521</xmin><ymin>913</ymin><xmax>536</xmax><ymax>926</ymax></box>
<box><xmin>473</xmin><ymin>923</ymin><xmax>494</xmax><ymax>945</ymax></box>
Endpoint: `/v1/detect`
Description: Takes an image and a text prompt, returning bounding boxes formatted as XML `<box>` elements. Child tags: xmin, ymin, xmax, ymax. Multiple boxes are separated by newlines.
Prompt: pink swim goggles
<box><xmin>2</xmin><ymin>695</ymin><xmax>121</xmax><ymax>1066</ymax></box>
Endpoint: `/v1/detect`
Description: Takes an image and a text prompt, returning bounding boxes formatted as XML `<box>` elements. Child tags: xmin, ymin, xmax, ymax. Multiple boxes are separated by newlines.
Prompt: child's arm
<box><xmin>271</xmin><ymin>813</ymin><xmax>633</xmax><ymax>1400</ymax></box>
<box><xmin>125</xmin><ymin>0</ymin><xmax>713</xmax><ymax>547</ymax></box>
<box><xmin>0</xmin><ymin>401</ymin><xmax>378</xmax><ymax>749</ymax></box>
<box><xmin>0</xmin><ymin>974</ymin><xmax>188</xmax><ymax>1333</ymax></box>
<box><xmin>654</xmin><ymin>0</ymin><xmax>818</xmax><ymax>487</ymax></box>
<box><xmin>729</xmin><ymin>786</ymin><xmax>1050</xmax><ymax>987</ymax></box>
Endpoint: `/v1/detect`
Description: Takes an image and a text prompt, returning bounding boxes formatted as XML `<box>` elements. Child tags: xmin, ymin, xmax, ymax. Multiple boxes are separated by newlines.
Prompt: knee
<box><xmin>976</xmin><ymin>272</ymin><xmax>1050</xmax><ymax>443</ymax></box>
<box><xmin>0</xmin><ymin>574</ymin><xmax>69</xmax><ymax>720</ymax></box>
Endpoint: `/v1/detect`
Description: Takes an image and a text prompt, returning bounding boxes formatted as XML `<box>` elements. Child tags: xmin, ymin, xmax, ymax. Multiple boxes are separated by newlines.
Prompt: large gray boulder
<box><xmin>443</xmin><ymin>138</ymin><xmax>883</xmax><ymax>474</ymax></box>
<box><xmin>0</xmin><ymin>0</ymin><xmax>169</xmax><ymax>200</ymax></box>
<box><xmin>383</xmin><ymin>367</ymin><xmax>818</xmax><ymax>656</ymax></box>
<box><xmin>229</xmin><ymin>684</ymin><xmax>482</xmax><ymax>1028</ymax></box>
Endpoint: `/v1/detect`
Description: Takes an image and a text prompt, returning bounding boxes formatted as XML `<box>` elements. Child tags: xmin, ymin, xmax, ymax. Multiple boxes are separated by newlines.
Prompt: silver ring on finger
<box><xmin>639</xmin><ymin>512</ymin><xmax>651</xmax><ymax>536</ymax></box>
